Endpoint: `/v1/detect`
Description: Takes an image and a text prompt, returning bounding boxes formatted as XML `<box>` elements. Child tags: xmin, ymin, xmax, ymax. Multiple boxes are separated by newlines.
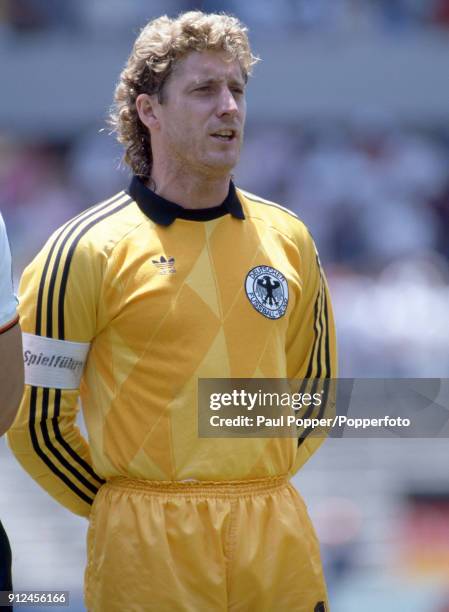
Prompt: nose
<box><xmin>216</xmin><ymin>86</ymin><xmax>239</xmax><ymax>118</ymax></box>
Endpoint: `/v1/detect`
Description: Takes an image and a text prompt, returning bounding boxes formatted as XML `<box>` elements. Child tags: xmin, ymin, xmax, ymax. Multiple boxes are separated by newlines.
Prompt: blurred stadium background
<box><xmin>1</xmin><ymin>0</ymin><xmax>449</xmax><ymax>610</ymax></box>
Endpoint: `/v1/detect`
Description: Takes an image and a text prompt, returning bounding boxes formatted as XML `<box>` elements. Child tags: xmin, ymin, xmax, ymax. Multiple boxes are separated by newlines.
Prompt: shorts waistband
<box><xmin>105</xmin><ymin>475</ymin><xmax>289</xmax><ymax>497</ymax></box>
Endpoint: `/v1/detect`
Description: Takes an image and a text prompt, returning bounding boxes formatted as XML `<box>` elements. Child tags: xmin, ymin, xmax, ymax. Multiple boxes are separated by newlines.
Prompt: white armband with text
<box><xmin>23</xmin><ymin>332</ymin><xmax>90</xmax><ymax>389</ymax></box>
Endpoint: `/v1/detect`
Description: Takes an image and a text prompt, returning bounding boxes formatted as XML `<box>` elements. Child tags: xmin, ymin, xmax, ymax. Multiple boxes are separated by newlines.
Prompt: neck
<box><xmin>149</xmin><ymin>160</ymin><xmax>232</xmax><ymax>210</ymax></box>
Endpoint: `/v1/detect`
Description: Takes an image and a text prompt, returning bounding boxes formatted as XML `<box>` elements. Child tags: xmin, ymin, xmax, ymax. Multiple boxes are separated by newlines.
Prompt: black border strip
<box><xmin>0</xmin><ymin>315</ymin><xmax>19</xmax><ymax>335</ymax></box>
<box><xmin>29</xmin><ymin>387</ymin><xmax>94</xmax><ymax>505</ymax></box>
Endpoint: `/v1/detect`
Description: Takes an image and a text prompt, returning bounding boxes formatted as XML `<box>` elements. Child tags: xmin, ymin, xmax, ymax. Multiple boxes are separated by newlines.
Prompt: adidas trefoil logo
<box><xmin>152</xmin><ymin>255</ymin><xmax>176</xmax><ymax>275</ymax></box>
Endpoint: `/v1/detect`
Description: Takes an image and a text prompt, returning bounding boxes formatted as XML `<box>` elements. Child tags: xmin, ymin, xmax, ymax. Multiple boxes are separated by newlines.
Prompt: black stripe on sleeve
<box><xmin>36</xmin><ymin>223</ymin><xmax>69</xmax><ymax>338</ymax></box>
<box><xmin>304</xmin><ymin>282</ymin><xmax>321</xmax><ymax>380</ymax></box>
<box><xmin>53</xmin><ymin>389</ymin><xmax>105</xmax><ymax>485</ymax></box>
<box><xmin>297</xmin><ymin>279</ymin><xmax>325</xmax><ymax>417</ymax></box>
<box><xmin>42</xmin><ymin>193</ymin><xmax>126</xmax><ymax>338</ymax></box>
<box><xmin>39</xmin><ymin>388</ymin><xmax>99</xmax><ymax>495</ymax></box>
<box><xmin>313</xmin><ymin>277</ymin><xmax>325</xmax><ymax>379</ymax></box>
<box><xmin>324</xmin><ymin>291</ymin><xmax>332</xmax><ymax>378</ymax></box>
<box><xmin>36</xmin><ymin>193</ymin><xmax>125</xmax><ymax>336</ymax></box>
<box><xmin>298</xmin><ymin>270</ymin><xmax>331</xmax><ymax>447</ymax></box>
<box><xmin>30</xmin><ymin>195</ymin><xmax>130</xmax><ymax>504</ymax></box>
<box><xmin>293</xmin><ymin>272</ymin><xmax>323</xmax><ymax>422</ymax></box>
<box><xmin>56</xmin><ymin>199</ymin><xmax>130</xmax><ymax>340</ymax></box>
<box><xmin>28</xmin><ymin>387</ymin><xmax>95</xmax><ymax>505</ymax></box>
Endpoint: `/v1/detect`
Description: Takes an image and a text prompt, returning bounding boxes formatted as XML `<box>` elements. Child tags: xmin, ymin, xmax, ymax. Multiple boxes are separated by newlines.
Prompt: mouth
<box><xmin>210</xmin><ymin>129</ymin><xmax>238</xmax><ymax>142</ymax></box>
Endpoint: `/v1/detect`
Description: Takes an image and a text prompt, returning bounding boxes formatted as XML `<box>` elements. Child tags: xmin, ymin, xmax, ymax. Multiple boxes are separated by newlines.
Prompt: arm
<box><xmin>0</xmin><ymin>213</ymin><xmax>24</xmax><ymax>435</ymax></box>
<box><xmin>0</xmin><ymin>322</ymin><xmax>24</xmax><ymax>436</ymax></box>
<box><xmin>7</xmin><ymin>226</ymin><xmax>105</xmax><ymax>517</ymax></box>
<box><xmin>286</xmin><ymin>229</ymin><xmax>338</xmax><ymax>475</ymax></box>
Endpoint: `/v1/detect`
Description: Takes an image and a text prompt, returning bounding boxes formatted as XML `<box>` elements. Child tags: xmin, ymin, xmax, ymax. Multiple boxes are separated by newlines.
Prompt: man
<box><xmin>8</xmin><ymin>11</ymin><xmax>336</xmax><ymax>611</ymax></box>
<box><xmin>0</xmin><ymin>212</ymin><xmax>24</xmax><ymax>603</ymax></box>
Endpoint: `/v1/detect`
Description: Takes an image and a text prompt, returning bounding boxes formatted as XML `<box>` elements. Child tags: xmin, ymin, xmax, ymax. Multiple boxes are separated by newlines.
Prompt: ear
<box><xmin>135</xmin><ymin>93</ymin><xmax>161</xmax><ymax>131</ymax></box>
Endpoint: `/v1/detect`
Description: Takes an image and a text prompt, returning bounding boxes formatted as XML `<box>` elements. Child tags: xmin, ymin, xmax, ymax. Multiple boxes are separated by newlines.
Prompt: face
<box><xmin>139</xmin><ymin>49</ymin><xmax>247</xmax><ymax>178</ymax></box>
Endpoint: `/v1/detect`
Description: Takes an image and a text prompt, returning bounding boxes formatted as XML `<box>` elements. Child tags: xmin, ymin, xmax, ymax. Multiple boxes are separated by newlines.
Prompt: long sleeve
<box><xmin>286</xmin><ymin>230</ymin><xmax>338</xmax><ymax>475</ymax></box>
<box><xmin>0</xmin><ymin>213</ymin><xmax>19</xmax><ymax>330</ymax></box>
<box><xmin>7</xmin><ymin>223</ymin><xmax>106</xmax><ymax>517</ymax></box>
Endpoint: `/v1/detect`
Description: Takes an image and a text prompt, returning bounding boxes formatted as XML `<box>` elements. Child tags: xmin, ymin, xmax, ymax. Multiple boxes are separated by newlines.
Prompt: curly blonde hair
<box><xmin>109</xmin><ymin>11</ymin><xmax>259</xmax><ymax>178</ymax></box>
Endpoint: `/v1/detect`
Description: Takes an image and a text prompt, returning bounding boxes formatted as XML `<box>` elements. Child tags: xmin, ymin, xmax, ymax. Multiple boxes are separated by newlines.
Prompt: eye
<box><xmin>195</xmin><ymin>85</ymin><xmax>212</xmax><ymax>92</ymax></box>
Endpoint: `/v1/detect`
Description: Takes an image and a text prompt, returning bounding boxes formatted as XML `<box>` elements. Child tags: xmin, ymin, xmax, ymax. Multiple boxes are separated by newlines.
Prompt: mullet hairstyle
<box><xmin>109</xmin><ymin>11</ymin><xmax>259</xmax><ymax>178</ymax></box>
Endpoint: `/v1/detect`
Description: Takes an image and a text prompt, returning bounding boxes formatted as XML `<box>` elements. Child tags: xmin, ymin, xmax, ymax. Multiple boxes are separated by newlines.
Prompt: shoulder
<box><xmin>20</xmin><ymin>190</ymin><xmax>147</xmax><ymax>293</ymax></box>
<box><xmin>236</xmin><ymin>187</ymin><xmax>314</xmax><ymax>249</ymax></box>
<box><xmin>57</xmin><ymin>190</ymin><xmax>142</xmax><ymax>257</ymax></box>
<box><xmin>35</xmin><ymin>190</ymin><xmax>145</xmax><ymax>266</ymax></box>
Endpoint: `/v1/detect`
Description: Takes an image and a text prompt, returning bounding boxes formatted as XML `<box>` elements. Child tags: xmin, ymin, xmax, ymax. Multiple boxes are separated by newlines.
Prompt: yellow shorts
<box><xmin>85</xmin><ymin>476</ymin><xmax>328</xmax><ymax>612</ymax></box>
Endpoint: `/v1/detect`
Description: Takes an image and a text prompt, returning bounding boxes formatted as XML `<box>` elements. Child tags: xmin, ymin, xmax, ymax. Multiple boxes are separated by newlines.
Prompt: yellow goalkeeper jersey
<box><xmin>8</xmin><ymin>177</ymin><xmax>337</xmax><ymax>517</ymax></box>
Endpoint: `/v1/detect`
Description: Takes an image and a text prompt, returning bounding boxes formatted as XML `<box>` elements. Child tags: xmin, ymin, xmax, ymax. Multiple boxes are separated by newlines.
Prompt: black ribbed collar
<box><xmin>127</xmin><ymin>175</ymin><xmax>245</xmax><ymax>226</ymax></box>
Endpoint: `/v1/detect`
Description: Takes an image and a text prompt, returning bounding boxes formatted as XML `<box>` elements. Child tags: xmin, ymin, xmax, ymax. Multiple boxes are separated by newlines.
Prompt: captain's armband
<box><xmin>22</xmin><ymin>332</ymin><xmax>90</xmax><ymax>389</ymax></box>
